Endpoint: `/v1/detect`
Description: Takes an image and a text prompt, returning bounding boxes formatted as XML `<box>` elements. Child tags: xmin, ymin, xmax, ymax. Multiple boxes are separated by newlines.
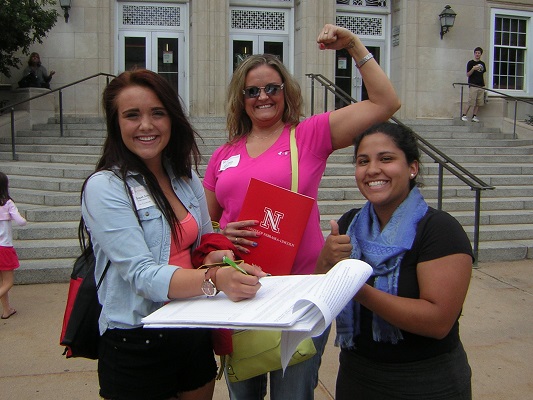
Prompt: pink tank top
<box><xmin>168</xmin><ymin>212</ymin><xmax>198</xmax><ymax>269</ymax></box>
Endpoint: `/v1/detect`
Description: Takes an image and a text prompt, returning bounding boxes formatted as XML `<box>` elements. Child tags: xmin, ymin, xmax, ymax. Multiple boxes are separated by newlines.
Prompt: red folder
<box><xmin>237</xmin><ymin>178</ymin><xmax>314</xmax><ymax>275</ymax></box>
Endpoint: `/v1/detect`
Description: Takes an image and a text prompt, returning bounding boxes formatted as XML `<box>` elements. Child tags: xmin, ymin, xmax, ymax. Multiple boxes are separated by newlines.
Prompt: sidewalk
<box><xmin>1</xmin><ymin>260</ymin><xmax>532</xmax><ymax>399</ymax></box>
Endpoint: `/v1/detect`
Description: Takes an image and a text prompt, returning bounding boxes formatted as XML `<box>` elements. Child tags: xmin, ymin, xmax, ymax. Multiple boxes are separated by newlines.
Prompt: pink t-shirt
<box><xmin>203</xmin><ymin>112</ymin><xmax>333</xmax><ymax>275</ymax></box>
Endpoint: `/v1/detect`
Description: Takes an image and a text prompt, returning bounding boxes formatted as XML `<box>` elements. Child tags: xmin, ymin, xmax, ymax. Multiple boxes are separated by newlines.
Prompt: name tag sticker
<box><xmin>130</xmin><ymin>186</ymin><xmax>155</xmax><ymax>210</ymax></box>
<box><xmin>220</xmin><ymin>154</ymin><xmax>240</xmax><ymax>171</ymax></box>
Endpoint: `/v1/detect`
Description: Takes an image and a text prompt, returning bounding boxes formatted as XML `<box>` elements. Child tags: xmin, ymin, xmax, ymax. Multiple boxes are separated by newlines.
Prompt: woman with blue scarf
<box><xmin>316</xmin><ymin>122</ymin><xmax>473</xmax><ymax>399</ymax></box>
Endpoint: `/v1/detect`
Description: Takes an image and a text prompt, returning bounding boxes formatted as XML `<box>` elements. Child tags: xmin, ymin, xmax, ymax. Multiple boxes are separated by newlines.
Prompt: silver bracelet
<box><xmin>356</xmin><ymin>53</ymin><xmax>374</xmax><ymax>68</ymax></box>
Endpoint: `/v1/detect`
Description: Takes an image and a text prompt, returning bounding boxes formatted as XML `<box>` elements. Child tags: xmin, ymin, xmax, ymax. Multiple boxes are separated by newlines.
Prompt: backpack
<box><xmin>59</xmin><ymin>220</ymin><xmax>110</xmax><ymax>359</ymax></box>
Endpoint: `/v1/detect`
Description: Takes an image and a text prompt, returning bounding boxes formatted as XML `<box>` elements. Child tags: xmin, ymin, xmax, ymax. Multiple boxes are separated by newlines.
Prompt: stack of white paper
<box><xmin>142</xmin><ymin>259</ymin><xmax>372</xmax><ymax>370</ymax></box>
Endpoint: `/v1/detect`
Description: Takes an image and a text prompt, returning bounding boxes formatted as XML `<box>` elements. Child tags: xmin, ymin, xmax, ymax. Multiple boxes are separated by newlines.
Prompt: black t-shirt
<box><xmin>338</xmin><ymin>207</ymin><xmax>473</xmax><ymax>363</ymax></box>
<box><xmin>466</xmin><ymin>59</ymin><xmax>486</xmax><ymax>86</ymax></box>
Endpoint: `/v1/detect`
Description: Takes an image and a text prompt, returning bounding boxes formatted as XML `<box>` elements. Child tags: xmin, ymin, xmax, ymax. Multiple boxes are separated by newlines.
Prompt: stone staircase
<box><xmin>1</xmin><ymin>116</ymin><xmax>532</xmax><ymax>284</ymax></box>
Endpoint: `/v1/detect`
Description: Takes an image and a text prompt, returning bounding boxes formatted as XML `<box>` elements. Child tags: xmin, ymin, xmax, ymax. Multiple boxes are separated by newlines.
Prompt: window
<box><xmin>493</xmin><ymin>16</ymin><xmax>526</xmax><ymax>90</ymax></box>
<box><xmin>491</xmin><ymin>9</ymin><xmax>531</xmax><ymax>94</ymax></box>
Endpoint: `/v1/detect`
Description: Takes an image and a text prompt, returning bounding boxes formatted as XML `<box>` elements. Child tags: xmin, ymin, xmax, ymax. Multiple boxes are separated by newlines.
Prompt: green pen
<box><xmin>222</xmin><ymin>256</ymin><xmax>249</xmax><ymax>275</ymax></box>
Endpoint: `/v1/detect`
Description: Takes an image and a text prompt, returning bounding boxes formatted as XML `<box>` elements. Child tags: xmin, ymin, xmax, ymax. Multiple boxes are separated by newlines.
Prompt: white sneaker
<box><xmin>461</xmin><ymin>115</ymin><xmax>468</xmax><ymax>122</ymax></box>
<box><xmin>471</xmin><ymin>116</ymin><xmax>480</xmax><ymax>122</ymax></box>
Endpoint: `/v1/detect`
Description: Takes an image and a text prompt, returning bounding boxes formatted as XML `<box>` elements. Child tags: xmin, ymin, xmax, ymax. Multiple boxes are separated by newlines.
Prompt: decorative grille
<box><xmin>337</xmin><ymin>0</ymin><xmax>387</xmax><ymax>7</ymax></box>
<box><xmin>336</xmin><ymin>14</ymin><xmax>383</xmax><ymax>37</ymax></box>
<box><xmin>231</xmin><ymin>9</ymin><xmax>286</xmax><ymax>31</ymax></box>
<box><xmin>122</xmin><ymin>4</ymin><xmax>181</xmax><ymax>27</ymax></box>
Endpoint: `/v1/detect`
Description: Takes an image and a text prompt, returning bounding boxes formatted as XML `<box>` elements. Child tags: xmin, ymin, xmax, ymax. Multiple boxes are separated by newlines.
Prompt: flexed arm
<box><xmin>317</xmin><ymin>24</ymin><xmax>401</xmax><ymax>150</ymax></box>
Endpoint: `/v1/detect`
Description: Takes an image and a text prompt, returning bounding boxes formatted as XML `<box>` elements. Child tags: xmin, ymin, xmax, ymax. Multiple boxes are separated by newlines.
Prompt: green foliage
<box><xmin>0</xmin><ymin>0</ymin><xmax>59</xmax><ymax>77</ymax></box>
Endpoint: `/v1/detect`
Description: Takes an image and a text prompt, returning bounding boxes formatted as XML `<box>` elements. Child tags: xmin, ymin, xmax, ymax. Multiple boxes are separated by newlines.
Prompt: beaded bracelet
<box><xmin>356</xmin><ymin>53</ymin><xmax>374</xmax><ymax>68</ymax></box>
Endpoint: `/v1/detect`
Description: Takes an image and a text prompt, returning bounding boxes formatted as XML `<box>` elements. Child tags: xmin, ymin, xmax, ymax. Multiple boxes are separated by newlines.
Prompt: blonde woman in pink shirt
<box><xmin>0</xmin><ymin>172</ymin><xmax>27</xmax><ymax>320</ymax></box>
<box><xmin>204</xmin><ymin>24</ymin><xmax>400</xmax><ymax>400</ymax></box>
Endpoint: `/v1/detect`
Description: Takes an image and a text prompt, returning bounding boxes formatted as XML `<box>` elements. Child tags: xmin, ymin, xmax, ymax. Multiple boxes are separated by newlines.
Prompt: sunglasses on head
<box><xmin>243</xmin><ymin>83</ymin><xmax>284</xmax><ymax>99</ymax></box>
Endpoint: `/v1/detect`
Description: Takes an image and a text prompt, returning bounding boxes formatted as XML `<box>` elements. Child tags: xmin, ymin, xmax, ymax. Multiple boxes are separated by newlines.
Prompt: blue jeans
<box><xmin>226</xmin><ymin>325</ymin><xmax>332</xmax><ymax>400</ymax></box>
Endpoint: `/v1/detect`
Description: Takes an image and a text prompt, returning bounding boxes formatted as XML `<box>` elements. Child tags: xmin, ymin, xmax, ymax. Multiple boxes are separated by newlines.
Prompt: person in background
<box><xmin>0</xmin><ymin>171</ymin><xmax>27</xmax><ymax>320</ymax></box>
<box><xmin>316</xmin><ymin>122</ymin><xmax>473</xmax><ymax>399</ymax></box>
<box><xmin>461</xmin><ymin>47</ymin><xmax>486</xmax><ymax>123</ymax></box>
<box><xmin>203</xmin><ymin>24</ymin><xmax>400</xmax><ymax>400</ymax></box>
<box><xmin>81</xmin><ymin>69</ymin><xmax>266</xmax><ymax>400</ymax></box>
<box><xmin>20</xmin><ymin>52</ymin><xmax>55</xmax><ymax>89</ymax></box>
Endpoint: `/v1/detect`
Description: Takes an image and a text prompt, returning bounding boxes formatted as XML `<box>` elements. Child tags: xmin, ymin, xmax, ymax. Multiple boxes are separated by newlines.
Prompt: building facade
<box><xmin>2</xmin><ymin>0</ymin><xmax>532</xmax><ymax>129</ymax></box>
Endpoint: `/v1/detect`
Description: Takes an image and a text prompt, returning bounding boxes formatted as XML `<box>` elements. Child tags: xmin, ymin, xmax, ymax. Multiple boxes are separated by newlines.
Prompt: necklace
<box><xmin>248</xmin><ymin>125</ymin><xmax>284</xmax><ymax>141</ymax></box>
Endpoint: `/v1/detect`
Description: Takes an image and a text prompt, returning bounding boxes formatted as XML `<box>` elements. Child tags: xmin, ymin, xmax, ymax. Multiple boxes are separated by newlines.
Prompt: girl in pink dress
<box><xmin>0</xmin><ymin>172</ymin><xmax>27</xmax><ymax>319</ymax></box>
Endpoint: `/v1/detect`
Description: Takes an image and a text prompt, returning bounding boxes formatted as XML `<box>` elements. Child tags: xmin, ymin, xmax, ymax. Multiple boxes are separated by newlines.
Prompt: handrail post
<box><xmin>309</xmin><ymin>75</ymin><xmax>315</xmax><ymax>115</ymax></box>
<box><xmin>460</xmin><ymin>86</ymin><xmax>464</xmax><ymax>118</ymax></box>
<box><xmin>473</xmin><ymin>189</ymin><xmax>481</xmax><ymax>266</ymax></box>
<box><xmin>513</xmin><ymin>100</ymin><xmax>517</xmax><ymax>139</ymax></box>
<box><xmin>59</xmin><ymin>89</ymin><xmax>64</xmax><ymax>137</ymax></box>
<box><xmin>10</xmin><ymin>108</ymin><xmax>17</xmax><ymax>160</ymax></box>
<box><xmin>323</xmin><ymin>86</ymin><xmax>328</xmax><ymax>113</ymax></box>
<box><xmin>437</xmin><ymin>163</ymin><xmax>444</xmax><ymax>210</ymax></box>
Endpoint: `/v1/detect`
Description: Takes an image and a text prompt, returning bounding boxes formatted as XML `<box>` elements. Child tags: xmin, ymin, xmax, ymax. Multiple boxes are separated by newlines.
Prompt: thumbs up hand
<box><xmin>315</xmin><ymin>220</ymin><xmax>353</xmax><ymax>274</ymax></box>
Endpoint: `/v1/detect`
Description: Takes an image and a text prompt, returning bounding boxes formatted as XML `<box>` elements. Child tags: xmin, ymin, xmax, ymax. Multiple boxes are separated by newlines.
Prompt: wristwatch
<box><xmin>201</xmin><ymin>266</ymin><xmax>220</xmax><ymax>297</ymax></box>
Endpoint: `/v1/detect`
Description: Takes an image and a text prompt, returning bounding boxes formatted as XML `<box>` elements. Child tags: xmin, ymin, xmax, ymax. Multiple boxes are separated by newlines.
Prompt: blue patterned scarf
<box><xmin>335</xmin><ymin>187</ymin><xmax>428</xmax><ymax>347</ymax></box>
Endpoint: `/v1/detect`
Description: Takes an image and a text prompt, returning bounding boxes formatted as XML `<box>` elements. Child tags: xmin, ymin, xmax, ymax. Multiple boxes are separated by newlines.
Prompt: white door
<box><xmin>230</xmin><ymin>34</ymin><xmax>289</xmax><ymax>72</ymax></box>
<box><xmin>119</xmin><ymin>31</ymin><xmax>185</xmax><ymax>100</ymax></box>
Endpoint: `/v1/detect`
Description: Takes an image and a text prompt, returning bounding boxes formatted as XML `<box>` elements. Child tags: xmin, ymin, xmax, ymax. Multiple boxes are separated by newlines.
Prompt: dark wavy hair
<box><xmin>0</xmin><ymin>171</ymin><xmax>12</xmax><ymax>206</ymax></box>
<box><xmin>82</xmin><ymin>69</ymin><xmax>201</xmax><ymax>241</ymax></box>
<box><xmin>28</xmin><ymin>52</ymin><xmax>42</xmax><ymax>67</ymax></box>
<box><xmin>353</xmin><ymin>122</ymin><xmax>421</xmax><ymax>189</ymax></box>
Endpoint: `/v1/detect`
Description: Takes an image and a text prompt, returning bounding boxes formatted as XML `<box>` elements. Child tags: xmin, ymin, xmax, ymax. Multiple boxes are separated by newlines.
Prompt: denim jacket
<box><xmin>81</xmin><ymin>161</ymin><xmax>212</xmax><ymax>333</ymax></box>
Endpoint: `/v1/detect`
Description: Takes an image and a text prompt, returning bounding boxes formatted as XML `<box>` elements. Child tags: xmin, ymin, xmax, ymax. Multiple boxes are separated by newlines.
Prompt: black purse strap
<box><xmin>96</xmin><ymin>260</ymin><xmax>111</xmax><ymax>291</ymax></box>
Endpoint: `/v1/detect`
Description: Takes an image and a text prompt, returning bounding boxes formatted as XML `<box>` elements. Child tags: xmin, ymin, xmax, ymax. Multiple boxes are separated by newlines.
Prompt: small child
<box><xmin>0</xmin><ymin>172</ymin><xmax>26</xmax><ymax>319</ymax></box>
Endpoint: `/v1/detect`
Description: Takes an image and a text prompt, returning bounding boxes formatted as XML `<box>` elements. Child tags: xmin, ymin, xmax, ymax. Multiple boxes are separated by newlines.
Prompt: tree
<box><xmin>0</xmin><ymin>0</ymin><xmax>59</xmax><ymax>77</ymax></box>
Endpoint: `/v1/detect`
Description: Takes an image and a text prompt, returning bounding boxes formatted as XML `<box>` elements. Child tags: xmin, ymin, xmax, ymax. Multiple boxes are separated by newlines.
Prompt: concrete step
<box><xmin>7</xmin><ymin>175</ymin><xmax>84</xmax><ymax>192</ymax></box>
<box><xmin>0</xmin><ymin>151</ymin><xmax>100</xmax><ymax>164</ymax></box>
<box><xmin>15</xmin><ymin>238</ymin><xmax>80</xmax><ymax>260</ymax></box>
<box><xmin>16</xmin><ymin>258</ymin><xmax>75</xmax><ymax>284</ymax></box>
<box><xmin>0</xmin><ymin>161</ymin><xmax>93</xmax><ymax>179</ymax></box>
<box><xmin>9</xmin><ymin>188</ymin><xmax>79</xmax><ymax>206</ymax></box>
<box><xmin>13</xmin><ymin>221</ymin><xmax>79</xmax><ymax>240</ymax></box>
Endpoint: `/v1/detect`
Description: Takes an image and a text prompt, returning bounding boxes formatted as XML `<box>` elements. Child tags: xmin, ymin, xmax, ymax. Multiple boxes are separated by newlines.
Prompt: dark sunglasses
<box><xmin>243</xmin><ymin>83</ymin><xmax>284</xmax><ymax>99</ymax></box>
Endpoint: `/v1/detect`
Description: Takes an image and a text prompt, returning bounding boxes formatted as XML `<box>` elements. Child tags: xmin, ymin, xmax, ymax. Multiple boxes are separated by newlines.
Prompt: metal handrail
<box><xmin>453</xmin><ymin>82</ymin><xmax>533</xmax><ymax>139</ymax></box>
<box><xmin>0</xmin><ymin>72</ymin><xmax>116</xmax><ymax>160</ymax></box>
<box><xmin>307</xmin><ymin>73</ymin><xmax>495</xmax><ymax>262</ymax></box>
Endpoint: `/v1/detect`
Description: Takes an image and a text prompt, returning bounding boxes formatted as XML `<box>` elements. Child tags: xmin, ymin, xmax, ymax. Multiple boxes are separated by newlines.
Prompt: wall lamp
<box><xmin>59</xmin><ymin>0</ymin><xmax>72</xmax><ymax>23</ymax></box>
<box><xmin>439</xmin><ymin>5</ymin><xmax>457</xmax><ymax>39</ymax></box>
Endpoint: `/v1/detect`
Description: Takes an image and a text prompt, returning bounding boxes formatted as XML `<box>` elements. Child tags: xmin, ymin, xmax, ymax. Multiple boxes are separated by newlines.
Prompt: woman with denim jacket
<box><xmin>81</xmin><ymin>69</ymin><xmax>266</xmax><ymax>400</ymax></box>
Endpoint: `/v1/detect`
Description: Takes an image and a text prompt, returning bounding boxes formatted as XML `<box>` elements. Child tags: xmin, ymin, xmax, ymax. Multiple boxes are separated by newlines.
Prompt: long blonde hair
<box><xmin>226</xmin><ymin>54</ymin><xmax>303</xmax><ymax>141</ymax></box>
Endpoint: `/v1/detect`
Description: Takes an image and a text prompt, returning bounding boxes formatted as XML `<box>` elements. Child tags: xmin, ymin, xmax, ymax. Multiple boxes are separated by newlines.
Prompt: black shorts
<box><xmin>98</xmin><ymin>327</ymin><xmax>217</xmax><ymax>400</ymax></box>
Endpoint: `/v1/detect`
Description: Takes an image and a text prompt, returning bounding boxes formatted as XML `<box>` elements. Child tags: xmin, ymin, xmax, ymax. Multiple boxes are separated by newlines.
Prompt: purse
<box><xmin>225</xmin><ymin>330</ymin><xmax>317</xmax><ymax>382</ymax></box>
<box><xmin>225</xmin><ymin>126</ymin><xmax>317</xmax><ymax>382</ymax></box>
<box><xmin>59</xmin><ymin>234</ymin><xmax>110</xmax><ymax>359</ymax></box>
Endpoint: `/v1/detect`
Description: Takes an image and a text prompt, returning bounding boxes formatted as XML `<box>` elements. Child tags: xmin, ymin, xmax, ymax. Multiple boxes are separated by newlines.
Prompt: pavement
<box><xmin>1</xmin><ymin>259</ymin><xmax>532</xmax><ymax>400</ymax></box>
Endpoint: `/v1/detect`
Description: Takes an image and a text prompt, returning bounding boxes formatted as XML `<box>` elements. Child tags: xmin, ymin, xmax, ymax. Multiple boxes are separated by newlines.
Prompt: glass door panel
<box><xmin>260</xmin><ymin>36</ymin><xmax>287</xmax><ymax>64</ymax></box>
<box><xmin>154</xmin><ymin>35</ymin><xmax>180</xmax><ymax>95</ymax></box>
<box><xmin>334</xmin><ymin>45</ymin><xmax>382</xmax><ymax>106</ymax></box>
<box><xmin>231</xmin><ymin>35</ymin><xmax>288</xmax><ymax>73</ymax></box>
<box><xmin>232</xmin><ymin>39</ymin><xmax>256</xmax><ymax>72</ymax></box>
<box><xmin>263</xmin><ymin>41</ymin><xmax>284</xmax><ymax>62</ymax></box>
<box><xmin>122</xmin><ymin>34</ymin><xmax>149</xmax><ymax>71</ymax></box>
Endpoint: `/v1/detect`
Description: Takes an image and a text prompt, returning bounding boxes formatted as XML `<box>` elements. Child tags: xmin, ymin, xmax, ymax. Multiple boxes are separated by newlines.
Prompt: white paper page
<box><xmin>142</xmin><ymin>274</ymin><xmax>322</xmax><ymax>328</ymax></box>
<box><xmin>279</xmin><ymin>259</ymin><xmax>372</xmax><ymax>370</ymax></box>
